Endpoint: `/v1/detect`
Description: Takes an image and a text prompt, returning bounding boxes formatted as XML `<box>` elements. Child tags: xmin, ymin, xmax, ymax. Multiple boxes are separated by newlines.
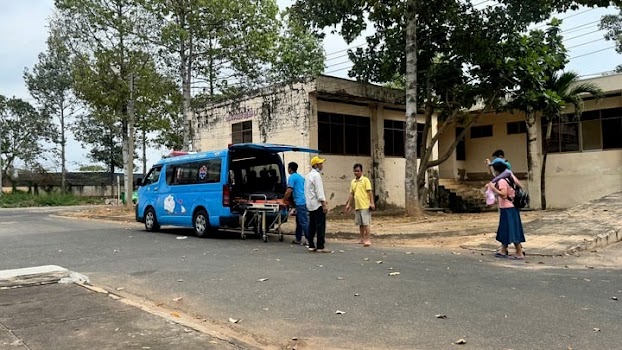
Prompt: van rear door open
<box><xmin>226</xmin><ymin>143</ymin><xmax>318</xmax><ymax>209</ymax></box>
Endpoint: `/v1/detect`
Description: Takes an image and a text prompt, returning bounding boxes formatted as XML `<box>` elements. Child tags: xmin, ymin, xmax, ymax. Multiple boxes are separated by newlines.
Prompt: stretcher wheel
<box><xmin>263</xmin><ymin>234</ymin><xmax>268</xmax><ymax>243</ymax></box>
<box><xmin>241</xmin><ymin>233</ymin><xmax>246</xmax><ymax>240</ymax></box>
<box><xmin>278</xmin><ymin>234</ymin><xmax>284</xmax><ymax>242</ymax></box>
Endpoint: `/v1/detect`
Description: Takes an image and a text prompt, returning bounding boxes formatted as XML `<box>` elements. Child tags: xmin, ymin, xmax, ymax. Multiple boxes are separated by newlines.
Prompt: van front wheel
<box><xmin>144</xmin><ymin>208</ymin><xmax>160</xmax><ymax>232</ymax></box>
<box><xmin>193</xmin><ymin>210</ymin><xmax>211</xmax><ymax>238</ymax></box>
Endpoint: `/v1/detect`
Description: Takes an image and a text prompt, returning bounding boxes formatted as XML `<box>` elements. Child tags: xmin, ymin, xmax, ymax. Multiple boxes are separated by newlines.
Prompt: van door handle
<box><xmin>153</xmin><ymin>187</ymin><xmax>158</xmax><ymax>191</ymax></box>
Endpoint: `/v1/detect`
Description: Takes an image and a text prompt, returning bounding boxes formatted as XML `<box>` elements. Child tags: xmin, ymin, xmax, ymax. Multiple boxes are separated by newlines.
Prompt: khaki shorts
<box><xmin>354</xmin><ymin>209</ymin><xmax>371</xmax><ymax>226</ymax></box>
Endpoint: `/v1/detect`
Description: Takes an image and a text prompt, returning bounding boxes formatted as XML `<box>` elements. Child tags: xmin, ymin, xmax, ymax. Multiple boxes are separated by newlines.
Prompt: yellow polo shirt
<box><xmin>350</xmin><ymin>176</ymin><xmax>372</xmax><ymax>210</ymax></box>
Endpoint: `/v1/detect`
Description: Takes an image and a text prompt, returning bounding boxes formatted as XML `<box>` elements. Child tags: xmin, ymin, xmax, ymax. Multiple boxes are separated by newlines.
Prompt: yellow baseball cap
<box><xmin>310</xmin><ymin>156</ymin><xmax>326</xmax><ymax>166</ymax></box>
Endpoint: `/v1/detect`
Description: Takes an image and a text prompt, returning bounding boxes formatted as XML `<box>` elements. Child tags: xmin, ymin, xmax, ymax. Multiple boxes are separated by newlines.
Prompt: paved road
<box><xmin>1</xmin><ymin>207</ymin><xmax>621</xmax><ymax>349</ymax></box>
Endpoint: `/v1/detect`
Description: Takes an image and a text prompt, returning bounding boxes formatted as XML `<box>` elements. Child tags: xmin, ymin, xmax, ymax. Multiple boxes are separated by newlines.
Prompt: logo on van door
<box><xmin>198</xmin><ymin>165</ymin><xmax>207</xmax><ymax>180</ymax></box>
<box><xmin>164</xmin><ymin>195</ymin><xmax>186</xmax><ymax>214</ymax></box>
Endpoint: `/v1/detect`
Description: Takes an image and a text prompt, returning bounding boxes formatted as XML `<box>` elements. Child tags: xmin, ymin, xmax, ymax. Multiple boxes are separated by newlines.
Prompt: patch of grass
<box><xmin>0</xmin><ymin>191</ymin><xmax>102</xmax><ymax>208</ymax></box>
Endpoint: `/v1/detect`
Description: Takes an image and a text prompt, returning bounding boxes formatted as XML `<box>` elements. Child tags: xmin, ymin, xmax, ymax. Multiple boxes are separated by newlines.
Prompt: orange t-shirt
<box><xmin>497</xmin><ymin>179</ymin><xmax>515</xmax><ymax>209</ymax></box>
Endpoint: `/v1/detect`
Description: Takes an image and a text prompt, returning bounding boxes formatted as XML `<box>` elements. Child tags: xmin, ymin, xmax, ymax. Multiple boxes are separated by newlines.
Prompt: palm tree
<box><xmin>540</xmin><ymin>71</ymin><xmax>602</xmax><ymax>209</ymax></box>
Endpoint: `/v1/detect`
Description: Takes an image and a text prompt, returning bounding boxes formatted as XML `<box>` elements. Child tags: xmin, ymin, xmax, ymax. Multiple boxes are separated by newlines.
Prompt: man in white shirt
<box><xmin>305</xmin><ymin>156</ymin><xmax>328</xmax><ymax>252</ymax></box>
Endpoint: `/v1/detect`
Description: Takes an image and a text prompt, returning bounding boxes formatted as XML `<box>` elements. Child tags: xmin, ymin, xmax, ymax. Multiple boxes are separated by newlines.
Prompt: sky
<box><xmin>0</xmin><ymin>1</ymin><xmax>620</xmax><ymax>172</ymax></box>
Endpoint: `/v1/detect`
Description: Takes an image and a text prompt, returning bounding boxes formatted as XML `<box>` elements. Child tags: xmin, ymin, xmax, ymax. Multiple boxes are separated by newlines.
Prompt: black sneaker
<box><xmin>292</xmin><ymin>240</ymin><xmax>301</xmax><ymax>245</ymax></box>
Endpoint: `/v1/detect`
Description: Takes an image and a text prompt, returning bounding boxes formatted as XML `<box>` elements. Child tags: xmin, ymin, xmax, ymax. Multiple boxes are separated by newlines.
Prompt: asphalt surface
<box><xmin>1</xmin><ymin>207</ymin><xmax>621</xmax><ymax>349</ymax></box>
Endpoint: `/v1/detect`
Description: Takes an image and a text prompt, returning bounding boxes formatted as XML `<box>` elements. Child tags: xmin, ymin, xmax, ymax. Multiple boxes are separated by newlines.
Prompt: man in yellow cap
<box><xmin>304</xmin><ymin>156</ymin><xmax>328</xmax><ymax>252</ymax></box>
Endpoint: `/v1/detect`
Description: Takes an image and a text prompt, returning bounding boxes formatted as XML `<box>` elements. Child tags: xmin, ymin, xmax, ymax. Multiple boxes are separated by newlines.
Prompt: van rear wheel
<box><xmin>144</xmin><ymin>208</ymin><xmax>160</xmax><ymax>232</ymax></box>
<box><xmin>193</xmin><ymin>210</ymin><xmax>211</xmax><ymax>238</ymax></box>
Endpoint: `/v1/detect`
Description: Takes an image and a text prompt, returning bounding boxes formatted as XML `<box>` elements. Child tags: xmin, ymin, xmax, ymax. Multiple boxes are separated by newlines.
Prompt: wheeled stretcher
<box><xmin>235</xmin><ymin>194</ymin><xmax>288</xmax><ymax>242</ymax></box>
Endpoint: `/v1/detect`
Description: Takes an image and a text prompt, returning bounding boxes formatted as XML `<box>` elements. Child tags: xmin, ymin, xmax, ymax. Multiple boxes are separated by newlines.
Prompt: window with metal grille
<box><xmin>318</xmin><ymin>112</ymin><xmax>371</xmax><ymax>155</ymax></box>
<box><xmin>232</xmin><ymin>121</ymin><xmax>252</xmax><ymax>144</ymax></box>
<box><xmin>383</xmin><ymin>120</ymin><xmax>424</xmax><ymax>158</ymax></box>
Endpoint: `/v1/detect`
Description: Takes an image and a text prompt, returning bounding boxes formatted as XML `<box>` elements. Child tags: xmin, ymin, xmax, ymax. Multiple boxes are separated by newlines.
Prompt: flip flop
<box><xmin>494</xmin><ymin>252</ymin><xmax>508</xmax><ymax>258</ymax></box>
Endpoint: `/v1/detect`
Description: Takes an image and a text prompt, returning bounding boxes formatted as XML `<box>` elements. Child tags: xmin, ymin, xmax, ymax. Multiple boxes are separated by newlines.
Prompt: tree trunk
<box><xmin>142</xmin><ymin>128</ymin><xmax>147</xmax><ymax>177</ymax></box>
<box><xmin>124</xmin><ymin>74</ymin><xmax>135</xmax><ymax>208</ymax></box>
<box><xmin>404</xmin><ymin>0</ymin><xmax>423</xmax><ymax>217</ymax></box>
<box><xmin>181</xmin><ymin>31</ymin><xmax>193</xmax><ymax>151</ymax></box>
<box><xmin>525</xmin><ymin>112</ymin><xmax>542</xmax><ymax>209</ymax></box>
<box><xmin>540</xmin><ymin>118</ymin><xmax>553</xmax><ymax>210</ymax></box>
<box><xmin>60</xmin><ymin>100</ymin><xmax>66</xmax><ymax>194</ymax></box>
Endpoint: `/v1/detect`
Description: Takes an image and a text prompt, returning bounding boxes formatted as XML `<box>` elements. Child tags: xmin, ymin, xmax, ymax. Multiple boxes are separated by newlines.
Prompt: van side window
<box><xmin>143</xmin><ymin>167</ymin><xmax>162</xmax><ymax>185</ymax></box>
<box><xmin>168</xmin><ymin>159</ymin><xmax>221</xmax><ymax>186</ymax></box>
<box><xmin>165</xmin><ymin>166</ymin><xmax>175</xmax><ymax>185</ymax></box>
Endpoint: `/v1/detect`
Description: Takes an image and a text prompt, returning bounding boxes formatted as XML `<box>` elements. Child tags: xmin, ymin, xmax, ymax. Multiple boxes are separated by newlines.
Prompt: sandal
<box><xmin>494</xmin><ymin>252</ymin><xmax>508</xmax><ymax>258</ymax></box>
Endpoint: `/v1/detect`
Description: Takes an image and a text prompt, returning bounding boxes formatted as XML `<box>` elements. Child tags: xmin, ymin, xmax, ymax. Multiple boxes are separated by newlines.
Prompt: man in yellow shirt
<box><xmin>344</xmin><ymin>163</ymin><xmax>375</xmax><ymax>247</ymax></box>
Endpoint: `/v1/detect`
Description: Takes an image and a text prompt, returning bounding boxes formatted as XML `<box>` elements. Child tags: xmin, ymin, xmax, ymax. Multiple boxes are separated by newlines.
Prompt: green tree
<box><xmin>269</xmin><ymin>11</ymin><xmax>325</xmax><ymax>83</ymax></box>
<box><xmin>293</xmin><ymin>0</ymin><xmax>620</xmax><ymax>215</ymax></box>
<box><xmin>600</xmin><ymin>9</ymin><xmax>622</xmax><ymax>72</ymax></box>
<box><xmin>72</xmin><ymin>112</ymin><xmax>123</xmax><ymax>175</ymax></box>
<box><xmin>0</xmin><ymin>96</ymin><xmax>56</xmax><ymax>189</ymax></box>
<box><xmin>56</xmin><ymin>0</ymin><xmax>178</xmax><ymax>206</ymax></box>
<box><xmin>504</xmin><ymin>23</ymin><xmax>568</xmax><ymax>210</ymax></box>
<box><xmin>539</xmin><ymin>71</ymin><xmax>602</xmax><ymax>209</ymax></box>
<box><xmin>139</xmin><ymin>0</ymin><xmax>281</xmax><ymax>150</ymax></box>
<box><xmin>24</xmin><ymin>23</ymin><xmax>76</xmax><ymax>193</ymax></box>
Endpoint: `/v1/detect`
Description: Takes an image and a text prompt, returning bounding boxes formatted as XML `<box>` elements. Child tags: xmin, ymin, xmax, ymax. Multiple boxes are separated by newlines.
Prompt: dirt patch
<box><xmin>59</xmin><ymin>205</ymin><xmax>136</xmax><ymax>222</ymax></box>
<box><xmin>58</xmin><ymin>206</ymin><xmax>549</xmax><ymax>251</ymax></box>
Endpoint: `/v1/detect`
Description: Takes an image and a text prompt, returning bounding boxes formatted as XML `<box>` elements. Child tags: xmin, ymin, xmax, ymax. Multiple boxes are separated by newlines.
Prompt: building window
<box><xmin>232</xmin><ymin>121</ymin><xmax>252</xmax><ymax>144</ymax></box>
<box><xmin>470</xmin><ymin>125</ymin><xmax>493</xmax><ymax>138</ymax></box>
<box><xmin>601</xmin><ymin>107</ymin><xmax>622</xmax><ymax>149</ymax></box>
<box><xmin>455</xmin><ymin>127</ymin><xmax>466</xmax><ymax>161</ymax></box>
<box><xmin>544</xmin><ymin>107</ymin><xmax>622</xmax><ymax>153</ymax></box>
<box><xmin>507</xmin><ymin>121</ymin><xmax>527</xmax><ymax>134</ymax></box>
<box><xmin>318</xmin><ymin>112</ymin><xmax>371</xmax><ymax>155</ymax></box>
<box><xmin>383</xmin><ymin>120</ymin><xmax>424</xmax><ymax>158</ymax></box>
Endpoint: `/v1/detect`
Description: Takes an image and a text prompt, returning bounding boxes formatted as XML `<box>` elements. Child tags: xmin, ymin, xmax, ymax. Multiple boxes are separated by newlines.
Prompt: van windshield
<box><xmin>229</xmin><ymin>151</ymin><xmax>284</xmax><ymax>200</ymax></box>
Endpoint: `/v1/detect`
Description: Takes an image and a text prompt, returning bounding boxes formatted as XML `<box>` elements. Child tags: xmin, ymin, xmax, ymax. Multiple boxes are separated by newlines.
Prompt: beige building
<box><xmin>194</xmin><ymin>73</ymin><xmax>622</xmax><ymax>210</ymax></box>
<box><xmin>193</xmin><ymin>75</ymin><xmax>436</xmax><ymax>209</ymax></box>
<box><xmin>439</xmin><ymin>73</ymin><xmax>622</xmax><ymax>209</ymax></box>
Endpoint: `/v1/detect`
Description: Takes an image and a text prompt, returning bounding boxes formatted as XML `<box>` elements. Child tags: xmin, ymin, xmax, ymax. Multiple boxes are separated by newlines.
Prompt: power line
<box><xmin>532</xmin><ymin>8</ymin><xmax>595</xmax><ymax>30</ymax></box>
<box><xmin>570</xmin><ymin>45</ymin><xmax>617</xmax><ymax>59</ymax></box>
<box><xmin>564</xmin><ymin>28</ymin><xmax>605</xmax><ymax>42</ymax></box>
<box><xmin>567</xmin><ymin>37</ymin><xmax>607</xmax><ymax>49</ymax></box>
<box><xmin>325</xmin><ymin>42</ymin><xmax>367</xmax><ymax>57</ymax></box>
<box><xmin>322</xmin><ymin>10</ymin><xmax>603</xmax><ymax>63</ymax></box>
<box><xmin>562</xmin><ymin>20</ymin><xmax>601</xmax><ymax>34</ymax></box>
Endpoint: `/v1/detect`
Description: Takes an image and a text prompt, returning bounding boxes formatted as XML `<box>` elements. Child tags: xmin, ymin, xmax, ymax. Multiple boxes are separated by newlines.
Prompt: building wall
<box><xmin>545</xmin><ymin>150</ymin><xmax>622</xmax><ymax>208</ymax></box>
<box><xmin>437</xmin><ymin>74</ymin><xmax>622</xmax><ymax>208</ymax></box>
<box><xmin>463</xmin><ymin>112</ymin><xmax>530</xmax><ymax>177</ymax></box>
<box><xmin>192</xmin><ymin>77</ymin><xmax>442</xmax><ymax>210</ymax></box>
<box><xmin>194</xmin><ymin>81</ymin><xmax>317</xmax><ymax>175</ymax></box>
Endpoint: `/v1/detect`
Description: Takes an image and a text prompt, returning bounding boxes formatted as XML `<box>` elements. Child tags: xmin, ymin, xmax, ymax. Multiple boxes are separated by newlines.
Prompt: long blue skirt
<box><xmin>496</xmin><ymin>207</ymin><xmax>526</xmax><ymax>246</ymax></box>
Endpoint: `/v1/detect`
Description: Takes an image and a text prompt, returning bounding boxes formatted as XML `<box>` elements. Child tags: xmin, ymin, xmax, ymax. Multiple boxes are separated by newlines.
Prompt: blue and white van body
<box><xmin>136</xmin><ymin>143</ymin><xmax>317</xmax><ymax>237</ymax></box>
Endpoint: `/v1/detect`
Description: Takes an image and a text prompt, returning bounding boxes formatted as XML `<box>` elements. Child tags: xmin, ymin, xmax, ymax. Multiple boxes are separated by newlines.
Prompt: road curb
<box><xmin>565</xmin><ymin>227</ymin><xmax>622</xmax><ymax>255</ymax></box>
<box><xmin>328</xmin><ymin>227</ymin><xmax>496</xmax><ymax>241</ymax></box>
<box><xmin>0</xmin><ymin>265</ymin><xmax>69</xmax><ymax>288</ymax></box>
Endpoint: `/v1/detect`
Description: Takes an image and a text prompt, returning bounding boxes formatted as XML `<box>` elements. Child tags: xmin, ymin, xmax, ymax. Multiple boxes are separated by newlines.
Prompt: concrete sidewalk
<box><xmin>0</xmin><ymin>266</ymin><xmax>259</xmax><ymax>350</ymax></box>
<box><xmin>458</xmin><ymin>191</ymin><xmax>622</xmax><ymax>255</ymax></box>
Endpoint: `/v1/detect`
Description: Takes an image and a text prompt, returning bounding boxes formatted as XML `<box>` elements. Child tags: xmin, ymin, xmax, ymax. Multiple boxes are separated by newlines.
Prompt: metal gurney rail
<box><xmin>238</xmin><ymin>194</ymin><xmax>286</xmax><ymax>242</ymax></box>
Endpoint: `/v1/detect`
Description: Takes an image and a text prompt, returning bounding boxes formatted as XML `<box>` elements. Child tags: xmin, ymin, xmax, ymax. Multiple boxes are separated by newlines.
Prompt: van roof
<box><xmin>154</xmin><ymin>143</ymin><xmax>319</xmax><ymax>166</ymax></box>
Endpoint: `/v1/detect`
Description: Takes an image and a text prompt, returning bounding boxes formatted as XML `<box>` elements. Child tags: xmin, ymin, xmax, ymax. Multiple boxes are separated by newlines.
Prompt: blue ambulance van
<box><xmin>136</xmin><ymin>143</ymin><xmax>317</xmax><ymax>237</ymax></box>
